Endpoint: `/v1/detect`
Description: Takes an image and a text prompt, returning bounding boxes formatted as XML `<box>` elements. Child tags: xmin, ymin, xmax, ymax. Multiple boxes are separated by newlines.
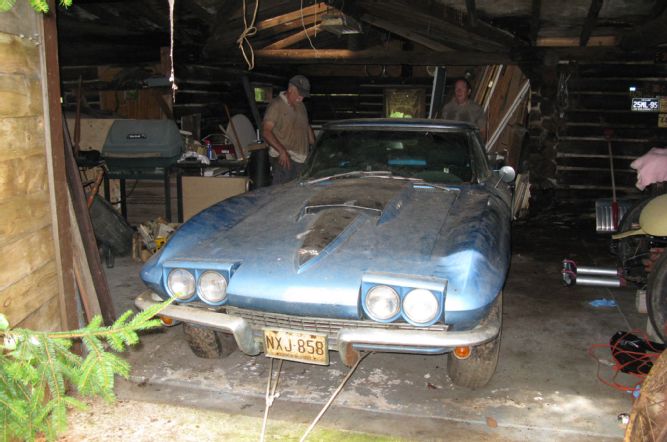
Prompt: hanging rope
<box><xmin>168</xmin><ymin>0</ymin><xmax>178</xmax><ymax>101</ymax></box>
<box><xmin>237</xmin><ymin>0</ymin><xmax>260</xmax><ymax>70</ymax></box>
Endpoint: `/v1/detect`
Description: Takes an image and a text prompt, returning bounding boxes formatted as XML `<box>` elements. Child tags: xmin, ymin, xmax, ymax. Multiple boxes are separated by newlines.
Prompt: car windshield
<box><xmin>301</xmin><ymin>127</ymin><xmax>486</xmax><ymax>184</ymax></box>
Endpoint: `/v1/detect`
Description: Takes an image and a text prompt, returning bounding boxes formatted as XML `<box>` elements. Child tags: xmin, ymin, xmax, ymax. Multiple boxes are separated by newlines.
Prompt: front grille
<box><xmin>224</xmin><ymin>306</ymin><xmax>448</xmax><ymax>346</ymax></box>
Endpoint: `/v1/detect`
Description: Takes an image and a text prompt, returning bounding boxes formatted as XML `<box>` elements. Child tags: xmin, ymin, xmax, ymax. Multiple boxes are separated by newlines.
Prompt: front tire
<box><xmin>183</xmin><ymin>323</ymin><xmax>223</xmax><ymax>358</ymax></box>
<box><xmin>447</xmin><ymin>293</ymin><xmax>502</xmax><ymax>389</ymax></box>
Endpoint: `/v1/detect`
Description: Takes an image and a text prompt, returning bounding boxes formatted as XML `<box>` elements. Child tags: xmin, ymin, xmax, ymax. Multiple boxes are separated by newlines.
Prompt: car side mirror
<box><xmin>498</xmin><ymin>166</ymin><xmax>516</xmax><ymax>183</ymax></box>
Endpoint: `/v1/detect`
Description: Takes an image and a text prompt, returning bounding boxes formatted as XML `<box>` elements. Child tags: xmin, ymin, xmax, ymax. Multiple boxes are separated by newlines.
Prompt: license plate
<box><xmin>263</xmin><ymin>328</ymin><xmax>329</xmax><ymax>365</ymax></box>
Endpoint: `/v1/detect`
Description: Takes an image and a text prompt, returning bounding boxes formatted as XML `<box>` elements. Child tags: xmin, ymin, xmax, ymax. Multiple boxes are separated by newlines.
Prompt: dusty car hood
<box><xmin>141</xmin><ymin>178</ymin><xmax>510</xmax><ymax>322</ymax></box>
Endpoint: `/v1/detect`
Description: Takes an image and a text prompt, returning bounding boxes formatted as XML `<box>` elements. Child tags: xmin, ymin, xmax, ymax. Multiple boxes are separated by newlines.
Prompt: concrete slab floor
<box><xmin>105</xmin><ymin>210</ymin><xmax>645</xmax><ymax>441</ymax></box>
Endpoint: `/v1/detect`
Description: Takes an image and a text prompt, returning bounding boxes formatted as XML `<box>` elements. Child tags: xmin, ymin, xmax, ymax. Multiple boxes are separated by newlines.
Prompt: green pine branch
<box><xmin>0</xmin><ymin>0</ymin><xmax>72</xmax><ymax>13</ymax></box>
<box><xmin>0</xmin><ymin>299</ymin><xmax>171</xmax><ymax>441</ymax></box>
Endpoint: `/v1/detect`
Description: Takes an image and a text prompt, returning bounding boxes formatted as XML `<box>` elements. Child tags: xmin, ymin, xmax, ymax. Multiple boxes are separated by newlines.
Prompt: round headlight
<box><xmin>167</xmin><ymin>269</ymin><xmax>195</xmax><ymax>300</ymax></box>
<box><xmin>403</xmin><ymin>289</ymin><xmax>439</xmax><ymax>324</ymax></box>
<box><xmin>198</xmin><ymin>271</ymin><xmax>228</xmax><ymax>304</ymax></box>
<box><xmin>365</xmin><ymin>285</ymin><xmax>400</xmax><ymax>321</ymax></box>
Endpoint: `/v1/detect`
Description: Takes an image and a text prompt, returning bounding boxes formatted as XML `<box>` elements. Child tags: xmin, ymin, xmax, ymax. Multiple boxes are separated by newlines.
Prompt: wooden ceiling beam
<box><xmin>360</xmin><ymin>14</ymin><xmax>452</xmax><ymax>52</ymax></box>
<box><xmin>256</xmin><ymin>2</ymin><xmax>328</xmax><ymax>32</ymax></box>
<box><xmin>465</xmin><ymin>0</ymin><xmax>477</xmax><ymax>27</ymax></box>
<box><xmin>579</xmin><ymin>0</ymin><xmax>604</xmax><ymax>47</ymax></box>
<box><xmin>263</xmin><ymin>25</ymin><xmax>321</xmax><ymax>50</ymax></box>
<box><xmin>254</xmin><ymin>48</ymin><xmax>511</xmax><ymax>65</ymax></box>
<box><xmin>529</xmin><ymin>0</ymin><xmax>541</xmax><ymax>45</ymax></box>
<box><xmin>359</xmin><ymin>0</ymin><xmax>526</xmax><ymax>50</ymax></box>
<box><xmin>359</xmin><ymin>3</ymin><xmax>505</xmax><ymax>51</ymax></box>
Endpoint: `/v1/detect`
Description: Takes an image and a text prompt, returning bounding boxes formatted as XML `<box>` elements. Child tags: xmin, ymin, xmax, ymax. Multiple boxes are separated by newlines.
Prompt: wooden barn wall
<box><xmin>60</xmin><ymin>64</ymin><xmax>452</xmax><ymax>135</ymax></box>
<box><xmin>546</xmin><ymin>61</ymin><xmax>667</xmax><ymax>202</ymax></box>
<box><xmin>0</xmin><ymin>6</ymin><xmax>64</xmax><ymax>331</ymax></box>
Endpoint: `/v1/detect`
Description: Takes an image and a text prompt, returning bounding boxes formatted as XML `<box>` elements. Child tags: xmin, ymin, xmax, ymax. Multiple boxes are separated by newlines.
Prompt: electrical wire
<box><xmin>301</xmin><ymin>0</ymin><xmax>319</xmax><ymax>52</ymax></box>
<box><xmin>237</xmin><ymin>0</ymin><xmax>260</xmax><ymax>70</ymax></box>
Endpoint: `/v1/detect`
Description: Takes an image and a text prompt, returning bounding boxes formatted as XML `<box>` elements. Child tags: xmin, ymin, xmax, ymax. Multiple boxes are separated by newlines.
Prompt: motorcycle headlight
<box><xmin>403</xmin><ymin>288</ymin><xmax>439</xmax><ymax>324</ymax></box>
<box><xmin>365</xmin><ymin>285</ymin><xmax>400</xmax><ymax>321</ymax></box>
<box><xmin>167</xmin><ymin>269</ymin><xmax>196</xmax><ymax>300</ymax></box>
<box><xmin>198</xmin><ymin>271</ymin><xmax>228</xmax><ymax>304</ymax></box>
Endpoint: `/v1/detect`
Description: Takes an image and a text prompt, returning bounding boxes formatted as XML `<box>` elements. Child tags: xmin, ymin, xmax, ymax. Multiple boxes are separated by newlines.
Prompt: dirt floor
<box><xmin>60</xmin><ymin>398</ymin><xmax>401</xmax><ymax>441</ymax></box>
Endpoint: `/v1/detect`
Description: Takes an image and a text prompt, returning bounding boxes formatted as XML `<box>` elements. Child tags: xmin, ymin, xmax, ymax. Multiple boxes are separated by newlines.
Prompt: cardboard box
<box><xmin>182</xmin><ymin>176</ymin><xmax>249</xmax><ymax>221</ymax></box>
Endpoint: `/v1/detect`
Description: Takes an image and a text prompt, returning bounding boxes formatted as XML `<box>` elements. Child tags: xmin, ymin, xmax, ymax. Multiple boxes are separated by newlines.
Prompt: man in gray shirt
<box><xmin>441</xmin><ymin>78</ymin><xmax>487</xmax><ymax>141</ymax></box>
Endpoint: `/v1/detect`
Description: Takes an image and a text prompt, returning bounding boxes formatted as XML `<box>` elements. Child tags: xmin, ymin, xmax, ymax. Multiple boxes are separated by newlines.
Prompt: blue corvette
<box><xmin>136</xmin><ymin>119</ymin><xmax>514</xmax><ymax>388</ymax></box>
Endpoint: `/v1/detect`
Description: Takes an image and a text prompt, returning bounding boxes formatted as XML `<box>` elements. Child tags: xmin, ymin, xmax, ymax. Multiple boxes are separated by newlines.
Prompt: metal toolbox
<box><xmin>102</xmin><ymin>119</ymin><xmax>183</xmax><ymax>172</ymax></box>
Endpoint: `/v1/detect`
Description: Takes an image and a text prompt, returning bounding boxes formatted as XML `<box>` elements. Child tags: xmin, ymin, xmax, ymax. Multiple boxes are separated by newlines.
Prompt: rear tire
<box><xmin>447</xmin><ymin>293</ymin><xmax>502</xmax><ymax>389</ymax></box>
<box><xmin>183</xmin><ymin>323</ymin><xmax>222</xmax><ymax>359</ymax></box>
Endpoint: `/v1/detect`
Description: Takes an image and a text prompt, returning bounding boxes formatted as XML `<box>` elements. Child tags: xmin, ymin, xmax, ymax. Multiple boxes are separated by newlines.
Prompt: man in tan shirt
<box><xmin>441</xmin><ymin>78</ymin><xmax>487</xmax><ymax>141</ymax></box>
<box><xmin>262</xmin><ymin>75</ymin><xmax>315</xmax><ymax>185</ymax></box>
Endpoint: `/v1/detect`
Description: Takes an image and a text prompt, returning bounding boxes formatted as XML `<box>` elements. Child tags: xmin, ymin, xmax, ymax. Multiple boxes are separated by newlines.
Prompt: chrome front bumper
<box><xmin>135</xmin><ymin>290</ymin><xmax>501</xmax><ymax>365</ymax></box>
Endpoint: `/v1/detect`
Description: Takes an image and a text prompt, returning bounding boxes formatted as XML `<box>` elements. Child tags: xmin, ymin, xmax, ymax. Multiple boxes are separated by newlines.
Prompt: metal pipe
<box><xmin>575</xmin><ymin>276</ymin><xmax>621</xmax><ymax>287</ymax></box>
<box><xmin>576</xmin><ymin>266</ymin><xmax>618</xmax><ymax>276</ymax></box>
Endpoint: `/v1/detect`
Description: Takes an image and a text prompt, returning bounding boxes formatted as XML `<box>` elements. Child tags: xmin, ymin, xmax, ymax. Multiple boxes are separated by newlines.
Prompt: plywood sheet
<box><xmin>65</xmin><ymin>118</ymin><xmax>116</xmax><ymax>151</ymax></box>
<box><xmin>0</xmin><ymin>225</ymin><xmax>54</xmax><ymax>291</ymax></box>
<box><xmin>182</xmin><ymin>176</ymin><xmax>249</xmax><ymax>221</ymax></box>
<box><xmin>0</xmin><ymin>261</ymin><xmax>58</xmax><ymax>327</ymax></box>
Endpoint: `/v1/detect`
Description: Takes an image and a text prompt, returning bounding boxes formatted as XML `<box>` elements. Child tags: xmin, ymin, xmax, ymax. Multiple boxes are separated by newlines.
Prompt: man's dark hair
<box><xmin>455</xmin><ymin>78</ymin><xmax>472</xmax><ymax>91</ymax></box>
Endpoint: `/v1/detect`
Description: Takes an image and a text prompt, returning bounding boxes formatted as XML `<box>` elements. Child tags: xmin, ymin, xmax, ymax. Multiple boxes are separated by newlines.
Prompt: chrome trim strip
<box><xmin>135</xmin><ymin>291</ymin><xmax>261</xmax><ymax>356</ymax></box>
<box><xmin>135</xmin><ymin>290</ymin><xmax>499</xmax><ymax>364</ymax></box>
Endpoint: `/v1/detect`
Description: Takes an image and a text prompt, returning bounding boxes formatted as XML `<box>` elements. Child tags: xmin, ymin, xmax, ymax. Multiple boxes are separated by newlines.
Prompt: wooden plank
<box><xmin>0</xmin><ymin>193</ymin><xmax>51</xmax><ymax>246</ymax></box>
<box><xmin>0</xmin><ymin>154</ymin><xmax>48</xmax><ymax>203</ymax></box>
<box><xmin>256</xmin><ymin>2</ymin><xmax>327</xmax><ymax>32</ymax></box>
<box><xmin>264</xmin><ymin>24</ymin><xmax>321</xmax><ymax>50</ymax></box>
<box><xmin>0</xmin><ymin>75</ymin><xmax>43</xmax><ymax>117</ymax></box>
<box><xmin>360</xmin><ymin>14</ymin><xmax>452</xmax><ymax>52</ymax></box>
<box><xmin>536</xmin><ymin>36</ymin><xmax>617</xmax><ymax>47</ymax></box>
<box><xmin>0</xmin><ymin>261</ymin><xmax>59</xmax><ymax>327</ymax></box>
<box><xmin>579</xmin><ymin>0</ymin><xmax>603</xmax><ymax>47</ymax></box>
<box><xmin>465</xmin><ymin>0</ymin><xmax>477</xmax><ymax>27</ymax></box>
<box><xmin>530</xmin><ymin>0</ymin><xmax>542</xmax><ymax>45</ymax></box>
<box><xmin>69</xmin><ymin>192</ymin><xmax>102</xmax><ymax>321</ymax></box>
<box><xmin>255</xmin><ymin>48</ymin><xmax>511</xmax><ymax>65</ymax></box>
<box><xmin>44</xmin><ymin>0</ymin><xmax>78</xmax><ymax>332</ymax></box>
<box><xmin>0</xmin><ymin>116</ymin><xmax>45</xmax><ymax>160</ymax></box>
<box><xmin>15</xmin><ymin>294</ymin><xmax>61</xmax><ymax>332</ymax></box>
<box><xmin>0</xmin><ymin>225</ymin><xmax>54</xmax><ymax>291</ymax></box>
<box><xmin>0</xmin><ymin>33</ymin><xmax>39</xmax><ymax>76</ymax></box>
<box><xmin>63</xmin><ymin>116</ymin><xmax>116</xmax><ymax>325</ymax></box>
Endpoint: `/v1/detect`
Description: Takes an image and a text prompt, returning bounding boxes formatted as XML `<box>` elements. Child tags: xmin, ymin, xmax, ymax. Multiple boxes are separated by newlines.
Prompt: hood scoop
<box><xmin>296</xmin><ymin>179</ymin><xmax>408</xmax><ymax>272</ymax></box>
<box><xmin>299</xmin><ymin>179</ymin><xmax>406</xmax><ymax>218</ymax></box>
<box><xmin>297</xmin><ymin>208</ymin><xmax>365</xmax><ymax>271</ymax></box>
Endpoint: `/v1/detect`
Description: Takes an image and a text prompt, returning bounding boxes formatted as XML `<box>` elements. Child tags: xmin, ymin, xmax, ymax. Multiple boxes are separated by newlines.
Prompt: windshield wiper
<box><xmin>304</xmin><ymin>170</ymin><xmax>393</xmax><ymax>185</ymax></box>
